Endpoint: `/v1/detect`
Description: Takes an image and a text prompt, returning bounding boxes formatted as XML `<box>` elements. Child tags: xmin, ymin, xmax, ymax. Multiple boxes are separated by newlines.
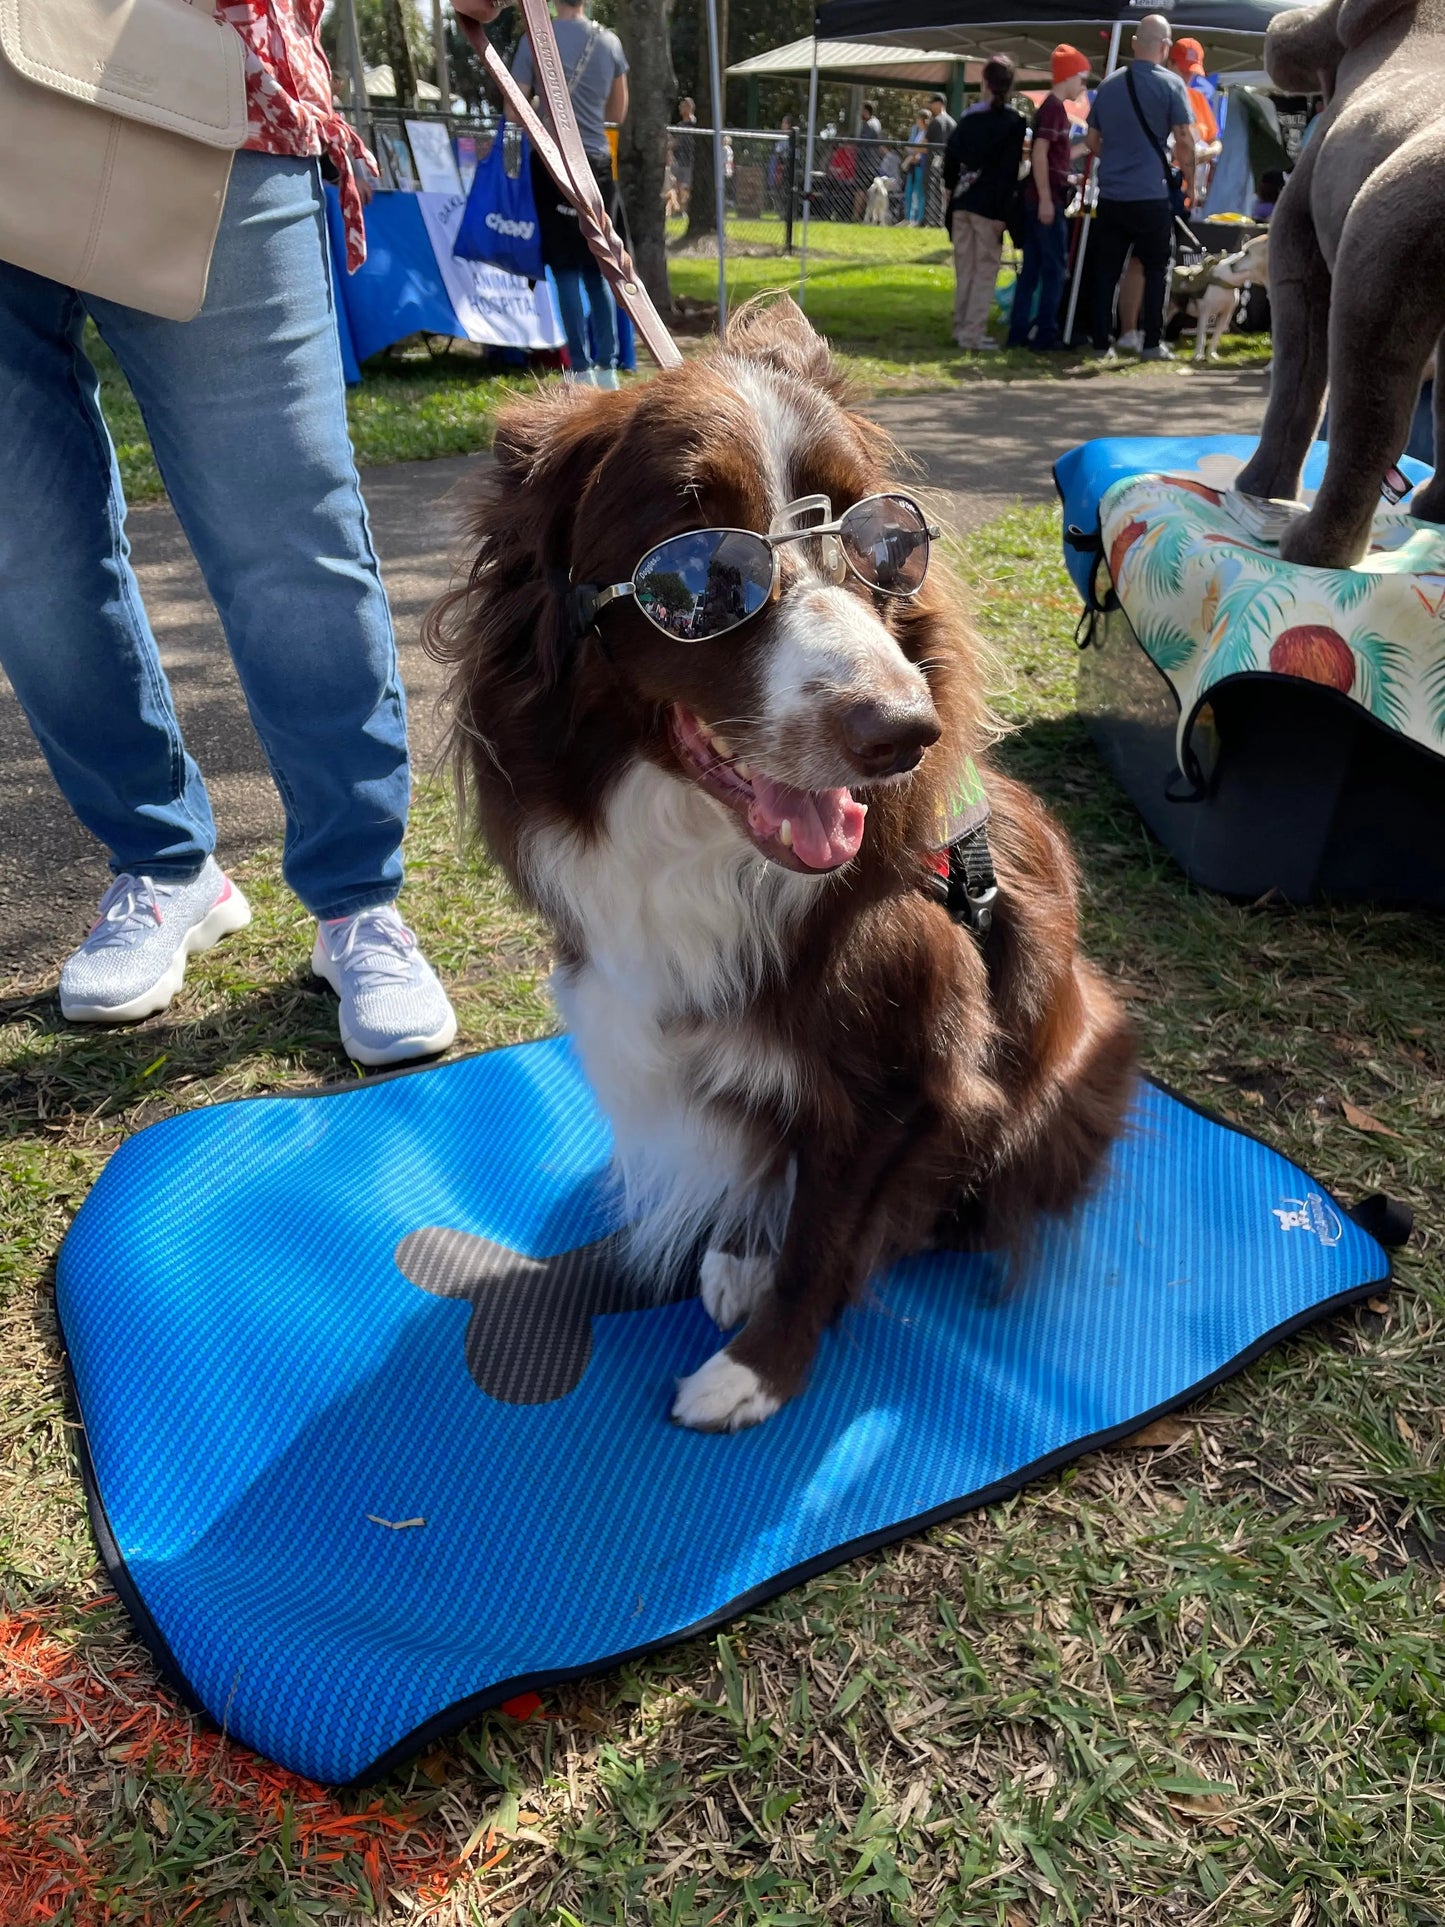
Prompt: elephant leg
<box><xmin>1282</xmin><ymin>128</ymin><xmax>1445</xmax><ymax>566</ymax></box>
<box><xmin>1235</xmin><ymin>171</ymin><xmax>1331</xmax><ymax>505</ymax></box>
<box><xmin>1408</xmin><ymin>327</ymin><xmax>1445</xmax><ymax>526</ymax></box>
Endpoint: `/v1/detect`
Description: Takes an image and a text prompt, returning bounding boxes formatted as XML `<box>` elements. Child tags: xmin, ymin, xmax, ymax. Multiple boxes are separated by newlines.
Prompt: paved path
<box><xmin>0</xmin><ymin>368</ymin><xmax>1270</xmax><ymax>975</ymax></box>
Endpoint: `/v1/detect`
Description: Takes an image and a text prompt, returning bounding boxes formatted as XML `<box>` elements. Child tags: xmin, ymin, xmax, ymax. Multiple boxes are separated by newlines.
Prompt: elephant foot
<box><xmin>1233</xmin><ymin>454</ymin><xmax>1302</xmax><ymax>504</ymax></box>
<box><xmin>1278</xmin><ymin>508</ymin><xmax>1370</xmax><ymax>570</ymax></box>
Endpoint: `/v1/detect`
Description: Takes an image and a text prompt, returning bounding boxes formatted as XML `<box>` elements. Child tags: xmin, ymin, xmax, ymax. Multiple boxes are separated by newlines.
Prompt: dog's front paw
<box><xmin>699</xmin><ymin>1249</ymin><xmax>775</xmax><ymax>1329</ymax></box>
<box><xmin>671</xmin><ymin>1349</ymin><xmax>782</xmax><ymax>1432</ymax></box>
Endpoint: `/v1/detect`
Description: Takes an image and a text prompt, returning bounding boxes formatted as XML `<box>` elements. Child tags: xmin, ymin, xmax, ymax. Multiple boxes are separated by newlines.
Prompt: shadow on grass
<box><xmin>0</xmin><ymin>969</ymin><xmax>360</xmax><ymax>1127</ymax></box>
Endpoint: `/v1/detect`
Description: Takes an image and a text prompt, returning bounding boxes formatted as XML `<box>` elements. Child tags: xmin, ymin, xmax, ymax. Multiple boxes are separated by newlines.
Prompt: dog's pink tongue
<box><xmin>748</xmin><ymin>775</ymin><xmax>867</xmax><ymax>870</ymax></box>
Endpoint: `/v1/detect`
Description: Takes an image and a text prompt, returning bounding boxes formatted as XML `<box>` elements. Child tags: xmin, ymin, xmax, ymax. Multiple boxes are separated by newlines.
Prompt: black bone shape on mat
<box><xmin>394</xmin><ymin>1227</ymin><xmax>695</xmax><ymax>1404</ymax></box>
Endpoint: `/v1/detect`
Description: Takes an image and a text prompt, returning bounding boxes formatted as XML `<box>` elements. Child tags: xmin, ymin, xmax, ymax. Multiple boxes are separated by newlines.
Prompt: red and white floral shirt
<box><xmin>213</xmin><ymin>0</ymin><xmax>376</xmax><ymax>270</ymax></box>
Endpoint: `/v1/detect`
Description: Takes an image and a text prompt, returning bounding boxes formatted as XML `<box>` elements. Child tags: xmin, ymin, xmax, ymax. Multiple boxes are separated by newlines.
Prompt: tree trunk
<box><xmin>384</xmin><ymin>0</ymin><xmax>419</xmax><ymax>110</ymax></box>
<box><xmin>683</xmin><ymin>0</ymin><xmax>725</xmax><ymax>242</ymax></box>
<box><xmin>613</xmin><ymin>0</ymin><xmax>676</xmax><ymax>313</ymax></box>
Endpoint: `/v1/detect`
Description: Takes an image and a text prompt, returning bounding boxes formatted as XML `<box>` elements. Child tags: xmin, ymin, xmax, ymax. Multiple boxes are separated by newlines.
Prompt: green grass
<box><xmin>96</xmin><ymin>217</ymin><xmax>1270</xmax><ymax>504</ymax></box>
<box><xmin>96</xmin><ymin>332</ymin><xmax>535</xmax><ymax>507</ymax></box>
<box><xmin>4</xmin><ymin>505</ymin><xmax>1443</xmax><ymax>1924</ymax></box>
<box><xmin>666</xmin><ymin>217</ymin><xmax>1273</xmax><ymax>387</ymax></box>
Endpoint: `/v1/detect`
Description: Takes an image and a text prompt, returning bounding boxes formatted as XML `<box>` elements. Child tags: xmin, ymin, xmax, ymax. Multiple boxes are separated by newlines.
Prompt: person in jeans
<box><xmin>1008</xmin><ymin>45</ymin><xmax>1091</xmax><ymax>352</ymax></box>
<box><xmin>1086</xmin><ymin>14</ymin><xmax>1196</xmax><ymax>360</ymax></box>
<box><xmin>0</xmin><ymin>0</ymin><xmax>458</xmax><ymax>1067</ymax></box>
<box><xmin>944</xmin><ymin>57</ymin><xmax>1027</xmax><ymax>354</ymax></box>
<box><xmin>903</xmin><ymin>109</ymin><xmax>932</xmax><ymax>226</ymax></box>
<box><xmin>508</xmin><ymin>0</ymin><xmax>629</xmax><ymax>389</ymax></box>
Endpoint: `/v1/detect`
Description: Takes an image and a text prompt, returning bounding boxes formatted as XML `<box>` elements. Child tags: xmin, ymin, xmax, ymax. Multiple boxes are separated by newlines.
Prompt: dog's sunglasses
<box><xmin>570</xmin><ymin>493</ymin><xmax>940</xmax><ymax>644</ymax></box>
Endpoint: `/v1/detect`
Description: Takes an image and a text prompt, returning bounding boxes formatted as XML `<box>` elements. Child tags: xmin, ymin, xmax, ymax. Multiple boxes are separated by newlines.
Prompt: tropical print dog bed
<box><xmin>1098</xmin><ymin>454</ymin><xmax>1445</xmax><ymax>779</ymax></box>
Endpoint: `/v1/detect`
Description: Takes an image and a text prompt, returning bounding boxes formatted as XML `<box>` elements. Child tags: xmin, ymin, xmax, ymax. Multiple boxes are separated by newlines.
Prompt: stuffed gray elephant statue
<box><xmin>1235</xmin><ymin>0</ymin><xmax>1445</xmax><ymax>566</ymax></box>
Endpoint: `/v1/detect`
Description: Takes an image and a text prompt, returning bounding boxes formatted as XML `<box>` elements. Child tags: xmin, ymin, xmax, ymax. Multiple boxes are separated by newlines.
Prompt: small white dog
<box><xmin>1194</xmin><ymin>232</ymin><xmax>1270</xmax><ymax>362</ymax></box>
<box><xmin>864</xmin><ymin>175</ymin><xmax>891</xmax><ymax>225</ymax></box>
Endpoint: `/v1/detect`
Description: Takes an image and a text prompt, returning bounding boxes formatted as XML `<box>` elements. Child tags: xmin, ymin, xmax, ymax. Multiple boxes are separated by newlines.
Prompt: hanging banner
<box><xmin>415</xmin><ymin>192</ymin><xmax>564</xmax><ymax>351</ymax></box>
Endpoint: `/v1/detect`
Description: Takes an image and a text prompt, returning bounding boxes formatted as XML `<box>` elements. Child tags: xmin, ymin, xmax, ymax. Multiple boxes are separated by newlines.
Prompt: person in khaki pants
<box><xmin>942</xmin><ymin>55</ymin><xmax>1027</xmax><ymax>353</ymax></box>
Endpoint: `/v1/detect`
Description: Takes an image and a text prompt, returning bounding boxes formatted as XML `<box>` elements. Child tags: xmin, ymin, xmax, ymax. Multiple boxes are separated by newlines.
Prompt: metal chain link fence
<box><xmin>663</xmin><ymin>126</ymin><xmax>959</xmax><ymax>276</ymax></box>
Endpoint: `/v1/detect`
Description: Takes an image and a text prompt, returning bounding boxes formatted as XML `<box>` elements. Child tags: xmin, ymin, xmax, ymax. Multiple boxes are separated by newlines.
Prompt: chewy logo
<box><xmin>1271</xmin><ymin>1193</ymin><xmax>1343</xmax><ymax>1247</ymax></box>
<box><xmin>485</xmin><ymin>211</ymin><xmax>536</xmax><ymax>239</ymax></box>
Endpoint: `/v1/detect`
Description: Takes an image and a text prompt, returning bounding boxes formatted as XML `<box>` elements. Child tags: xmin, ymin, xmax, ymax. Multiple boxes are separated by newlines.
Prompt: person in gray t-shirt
<box><xmin>1086</xmin><ymin>14</ymin><xmax>1195</xmax><ymax>357</ymax></box>
<box><xmin>510</xmin><ymin>0</ymin><xmax>628</xmax><ymax>159</ymax></box>
<box><xmin>498</xmin><ymin>0</ymin><xmax>630</xmax><ymax>388</ymax></box>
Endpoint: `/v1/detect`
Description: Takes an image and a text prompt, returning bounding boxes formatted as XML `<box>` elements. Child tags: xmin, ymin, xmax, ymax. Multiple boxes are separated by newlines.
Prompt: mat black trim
<box><xmin>55</xmin><ymin>1059</ymin><xmax>1398</xmax><ymax>1786</ymax></box>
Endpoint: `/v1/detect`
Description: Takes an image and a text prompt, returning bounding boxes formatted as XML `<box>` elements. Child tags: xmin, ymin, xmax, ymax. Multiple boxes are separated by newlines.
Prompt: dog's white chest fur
<box><xmin>524</xmin><ymin>762</ymin><xmax>813</xmax><ymax>1267</ymax></box>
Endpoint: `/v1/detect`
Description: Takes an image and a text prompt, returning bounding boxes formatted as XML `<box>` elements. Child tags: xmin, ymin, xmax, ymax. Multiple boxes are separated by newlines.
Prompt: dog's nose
<box><xmin>841</xmin><ymin>698</ymin><xmax>941</xmax><ymax>778</ymax></box>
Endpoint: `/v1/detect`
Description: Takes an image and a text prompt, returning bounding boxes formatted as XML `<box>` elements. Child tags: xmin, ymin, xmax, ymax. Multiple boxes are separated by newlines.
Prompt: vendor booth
<box><xmin>321</xmin><ymin>128</ymin><xmax>636</xmax><ymax>382</ymax></box>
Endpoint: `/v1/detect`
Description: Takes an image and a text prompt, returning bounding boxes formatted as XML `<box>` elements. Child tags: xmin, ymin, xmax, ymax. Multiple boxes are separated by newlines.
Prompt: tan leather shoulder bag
<box><xmin>0</xmin><ymin>0</ymin><xmax>248</xmax><ymax>321</ymax></box>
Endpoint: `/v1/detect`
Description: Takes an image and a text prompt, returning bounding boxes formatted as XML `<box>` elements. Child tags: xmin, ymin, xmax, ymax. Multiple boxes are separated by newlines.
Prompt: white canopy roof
<box><xmin>364</xmin><ymin>63</ymin><xmax>443</xmax><ymax>104</ymax></box>
<box><xmin>727</xmin><ymin>36</ymin><xmax>965</xmax><ymax>85</ymax></box>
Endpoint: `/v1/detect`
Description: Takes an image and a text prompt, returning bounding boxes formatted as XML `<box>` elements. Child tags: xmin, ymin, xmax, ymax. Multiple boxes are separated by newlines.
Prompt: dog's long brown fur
<box><xmin>425</xmin><ymin>299</ymin><xmax>1136</xmax><ymax>1428</ymax></box>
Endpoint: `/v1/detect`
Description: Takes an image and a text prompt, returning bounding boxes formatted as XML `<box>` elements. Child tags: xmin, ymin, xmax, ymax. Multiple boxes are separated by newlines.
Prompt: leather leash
<box><xmin>479</xmin><ymin>0</ymin><xmax>684</xmax><ymax>371</ymax></box>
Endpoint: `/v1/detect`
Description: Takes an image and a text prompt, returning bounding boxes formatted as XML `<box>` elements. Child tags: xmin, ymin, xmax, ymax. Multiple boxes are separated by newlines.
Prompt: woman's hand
<box><xmin>452</xmin><ymin>0</ymin><xmax>512</xmax><ymax>56</ymax></box>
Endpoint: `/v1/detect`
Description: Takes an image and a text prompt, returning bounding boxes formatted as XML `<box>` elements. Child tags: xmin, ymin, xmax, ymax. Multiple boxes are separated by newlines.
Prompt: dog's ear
<box><xmin>491</xmin><ymin>385</ymin><xmax>621</xmax><ymax>578</ymax></box>
<box><xmin>723</xmin><ymin>295</ymin><xmax>846</xmax><ymax>396</ymax></box>
<box><xmin>431</xmin><ymin>386</ymin><xmax>625</xmax><ymax>693</ymax></box>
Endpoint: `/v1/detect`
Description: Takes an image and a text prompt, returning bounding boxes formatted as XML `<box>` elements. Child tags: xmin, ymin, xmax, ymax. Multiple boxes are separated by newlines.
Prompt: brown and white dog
<box><xmin>425</xmin><ymin>299</ymin><xmax>1136</xmax><ymax>1432</ymax></box>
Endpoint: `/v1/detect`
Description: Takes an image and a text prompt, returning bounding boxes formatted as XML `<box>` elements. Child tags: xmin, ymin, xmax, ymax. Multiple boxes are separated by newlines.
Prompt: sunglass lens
<box><xmin>840</xmin><ymin>496</ymin><xmax>931</xmax><ymax>595</ymax></box>
<box><xmin>634</xmin><ymin>530</ymin><xmax>774</xmax><ymax>640</ymax></box>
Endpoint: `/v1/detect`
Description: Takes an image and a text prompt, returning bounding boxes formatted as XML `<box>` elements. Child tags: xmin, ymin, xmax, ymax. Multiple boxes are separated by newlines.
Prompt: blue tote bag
<box><xmin>454</xmin><ymin>122</ymin><xmax>545</xmax><ymax>281</ymax></box>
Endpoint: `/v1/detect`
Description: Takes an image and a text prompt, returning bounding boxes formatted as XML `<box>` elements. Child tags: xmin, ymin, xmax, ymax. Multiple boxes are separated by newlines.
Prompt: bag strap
<box><xmin>1123</xmin><ymin>67</ymin><xmax>1176</xmax><ymax>193</ymax></box>
<box><xmin>562</xmin><ymin>17</ymin><xmax>604</xmax><ymax>93</ymax></box>
<box><xmin>482</xmin><ymin>0</ymin><xmax>682</xmax><ymax>370</ymax></box>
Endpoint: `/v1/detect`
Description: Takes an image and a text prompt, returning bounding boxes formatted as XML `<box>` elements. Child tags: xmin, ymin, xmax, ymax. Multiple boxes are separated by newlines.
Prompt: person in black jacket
<box><xmin>943</xmin><ymin>56</ymin><xmax>1027</xmax><ymax>352</ymax></box>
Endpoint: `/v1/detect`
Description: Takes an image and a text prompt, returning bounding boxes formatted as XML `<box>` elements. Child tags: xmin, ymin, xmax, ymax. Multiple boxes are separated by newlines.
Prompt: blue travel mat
<box><xmin>56</xmin><ymin>1039</ymin><xmax>1391</xmax><ymax>1784</ymax></box>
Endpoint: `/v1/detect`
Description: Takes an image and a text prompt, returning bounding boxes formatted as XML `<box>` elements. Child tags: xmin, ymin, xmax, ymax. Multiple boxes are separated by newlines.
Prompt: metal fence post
<box><xmin>705</xmin><ymin>0</ymin><xmax>728</xmax><ymax>329</ymax></box>
<box><xmin>799</xmin><ymin>46</ymin><xmax>820</xmax><ymax>308</ymax></box>
<box><xmin>784</xmin><ymin>126</ymin><xmax>798</xmax><ymax>254</ymax></box>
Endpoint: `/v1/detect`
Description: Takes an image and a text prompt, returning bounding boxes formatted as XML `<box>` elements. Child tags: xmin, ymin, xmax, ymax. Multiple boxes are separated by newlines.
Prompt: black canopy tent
<box><xmin>813</xmin><ymin>0</ymin><xmax>1309</xmax><ymax>73</ymax></box>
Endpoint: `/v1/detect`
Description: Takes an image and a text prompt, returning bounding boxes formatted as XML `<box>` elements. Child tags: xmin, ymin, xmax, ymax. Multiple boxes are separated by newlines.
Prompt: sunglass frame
<box><xmin>575</xmin><ymin>492</ymin><xmax>942</xmax><ymax>642</ymax></box>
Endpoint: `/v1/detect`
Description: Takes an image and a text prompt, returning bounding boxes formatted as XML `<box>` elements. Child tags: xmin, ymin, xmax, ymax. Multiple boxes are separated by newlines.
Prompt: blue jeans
<box><xmin>551</xmin><ymin>260</ymin><xmax>619</xmax><ymax>375</ymax></box>
<box><xmin>904</xmin><ymin>167</ymin><xmax>925</xmax><ymax>224</ymax></box>
<box><xmin>0</xmin><ymin>151</ymin><xmax>408</xmax><ymax>919</ymax></box>
<box><xmin>1007</xmin><ymin>202</ymin><xmax>1070</xmax><ymax>350</ymax></box>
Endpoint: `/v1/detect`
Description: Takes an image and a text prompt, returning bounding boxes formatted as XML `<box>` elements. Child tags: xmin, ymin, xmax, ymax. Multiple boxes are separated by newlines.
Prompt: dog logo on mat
<box><xmin>394</xmin><ymin>1227</ymin><xmax>694</xmax><ymax>1404</ymax></box>
<box><xmin>1271</xmin><ymin>1194</ymin><xmax>1343</xmax><ymax>1247</ymax></box>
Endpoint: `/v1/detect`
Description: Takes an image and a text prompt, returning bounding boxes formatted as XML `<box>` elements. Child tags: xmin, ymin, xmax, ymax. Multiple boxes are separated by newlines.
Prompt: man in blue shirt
<box><xmin>1086</xmin><ymin>14</ymin><xmax>1195</xmax><ymax>358</ymax></box>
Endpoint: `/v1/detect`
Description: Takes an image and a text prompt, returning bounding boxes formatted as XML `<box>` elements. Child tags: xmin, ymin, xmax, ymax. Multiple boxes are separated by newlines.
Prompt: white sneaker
<box><xmin>1116</xmin><ymin>330</ymin><xmax>1144</xmax><ymax>354</ymax></box>
<box><xmin>311</xmin><ymin>905</ymin><xmax>458</xmax><ymax>1067</ymax></box>
<box><xmin>1142</xmin><ymin>342</ymin><xmax>1176</xmax><ymax>362</ymax></box>
<box><xmin>60</xmin><ymin>858</ymin><xmax>252</xmax><ymax>1023</ymax></box>
<box><xmin>594</xmin><ymin>367</ymin><xmax>621</xmax><ymax>391</ymax></box>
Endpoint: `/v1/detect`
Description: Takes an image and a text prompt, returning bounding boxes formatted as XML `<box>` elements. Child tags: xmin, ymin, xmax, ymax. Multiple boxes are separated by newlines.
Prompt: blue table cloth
<box><xmin>323</xmin><ymin>187</ymin><xmax>636</xmax><ymax>383</ymax></box>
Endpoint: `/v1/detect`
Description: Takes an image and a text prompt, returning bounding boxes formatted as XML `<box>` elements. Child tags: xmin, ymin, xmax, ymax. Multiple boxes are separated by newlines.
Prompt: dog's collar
<box><xmin>921</xmin><ymin>755</ymin><xmax>998</xmax><ymax>938</ymax></box>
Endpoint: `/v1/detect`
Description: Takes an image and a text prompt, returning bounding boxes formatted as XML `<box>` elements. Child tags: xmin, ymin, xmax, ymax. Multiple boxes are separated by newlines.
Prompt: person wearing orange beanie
<box><xmin>1170</xmin><ymin>37</ymin><xmax>1221</xmax><ymax>149</ymax></box>
<box><xmin>1007</xmin><ymin>45</ymin><xmax>1092</xmax><ymax>350</ymax></box>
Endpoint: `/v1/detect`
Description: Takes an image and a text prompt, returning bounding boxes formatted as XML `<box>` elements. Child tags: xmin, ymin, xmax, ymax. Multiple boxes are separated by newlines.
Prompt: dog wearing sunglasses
<box><xmin>426</xmin><ymin>298</ymin><xmax>1135</xmax><ymax>1431</ymax></box>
